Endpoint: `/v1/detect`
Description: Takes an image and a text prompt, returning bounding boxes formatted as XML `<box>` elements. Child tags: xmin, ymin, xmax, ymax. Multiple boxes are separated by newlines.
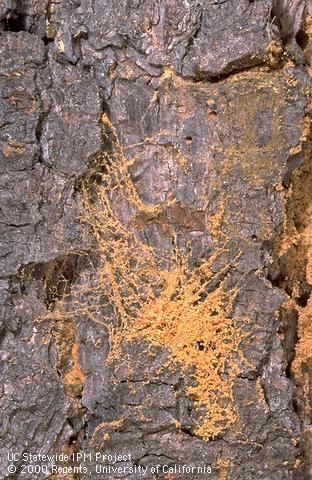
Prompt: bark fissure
<box><xmin>269</xmin><ymin>110</ymin><xmax>312</xmax><ymax>477</ymax></box>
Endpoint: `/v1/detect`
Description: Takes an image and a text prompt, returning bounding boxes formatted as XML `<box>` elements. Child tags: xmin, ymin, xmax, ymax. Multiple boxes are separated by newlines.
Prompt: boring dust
<box><xmin>272</xmin><ymin>106</ymin><xmax>312</xmax><ymax>444</ymax></box>
<box><xmin>77</xmin><ymin>115</ymin><xmax>244</xmax><ymax>441</ymax></box>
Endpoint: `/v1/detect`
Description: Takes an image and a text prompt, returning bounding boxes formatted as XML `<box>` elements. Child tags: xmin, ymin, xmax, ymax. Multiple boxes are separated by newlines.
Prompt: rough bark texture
<box><xmin>0</xmin><ymin>1</ymin><xmax>312</xmax><ymax>479</ymax></box>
